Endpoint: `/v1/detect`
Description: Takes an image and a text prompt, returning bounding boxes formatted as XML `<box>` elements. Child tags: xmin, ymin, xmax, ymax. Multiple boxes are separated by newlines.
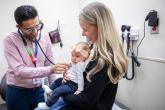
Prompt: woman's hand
<box><xmin>51</xmin><ymin>63</ymin><xmax>69</xmax><ymax>74</ymax></box>
<box><xmin>74</xmin><ymin>90</ymin><xmax>81</xmax><ymax>95</ymax></box>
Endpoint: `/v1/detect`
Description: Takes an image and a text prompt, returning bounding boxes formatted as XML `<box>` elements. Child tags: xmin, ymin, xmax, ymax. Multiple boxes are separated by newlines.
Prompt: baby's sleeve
<box><xmin>75</xmin><ymin>62</ymin><xmax>86</xmax><ymax>91</ymax></box>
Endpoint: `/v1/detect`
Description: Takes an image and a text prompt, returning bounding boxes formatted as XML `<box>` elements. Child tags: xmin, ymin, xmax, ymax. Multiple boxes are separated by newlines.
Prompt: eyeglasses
<box><xmin>21</xmin><ymin>22</ymin><xmax>43</xmax><ymax>34</ymax></box>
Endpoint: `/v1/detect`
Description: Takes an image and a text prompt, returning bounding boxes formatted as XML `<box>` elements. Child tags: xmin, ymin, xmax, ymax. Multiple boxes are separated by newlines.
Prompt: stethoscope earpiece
<box><xmin>39</xmin><ymin>21</ymin><xmax>44</xmax><ymax>30</ymax></box>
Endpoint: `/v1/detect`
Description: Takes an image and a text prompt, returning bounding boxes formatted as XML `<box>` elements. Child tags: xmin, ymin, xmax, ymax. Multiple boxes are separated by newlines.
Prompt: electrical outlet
<box><xmin>150</xmin><ymin>26</ymin><xmax>159</xmax><ymax>34</ymax></box>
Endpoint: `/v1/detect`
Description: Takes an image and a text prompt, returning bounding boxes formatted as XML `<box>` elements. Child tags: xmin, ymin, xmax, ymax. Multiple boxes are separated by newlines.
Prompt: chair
<box><xmin>0</xmin><ymin>74</ymin><xmax>7</xmax><ymax>110</ymax></box>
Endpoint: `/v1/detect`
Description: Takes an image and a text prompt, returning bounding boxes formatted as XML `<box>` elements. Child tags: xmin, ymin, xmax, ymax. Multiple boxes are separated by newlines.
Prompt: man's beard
<box><xmin>25</xmin><ymin>32</ymin><xmax>38</xmax><ymax>42</ymax></box>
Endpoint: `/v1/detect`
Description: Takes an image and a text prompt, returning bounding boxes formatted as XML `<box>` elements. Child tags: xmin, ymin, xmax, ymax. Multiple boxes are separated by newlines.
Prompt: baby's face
<box><xmin>71</xmin><ymin>52</ymin><xmax>83</xmax><ymax>64</ymax></box>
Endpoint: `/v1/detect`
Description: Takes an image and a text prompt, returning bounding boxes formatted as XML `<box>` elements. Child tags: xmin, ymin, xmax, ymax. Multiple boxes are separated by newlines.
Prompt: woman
<box><xmin>58</xmin><ymin>2</ymin><xmax>128</xmax><ymax>110</ymax></box>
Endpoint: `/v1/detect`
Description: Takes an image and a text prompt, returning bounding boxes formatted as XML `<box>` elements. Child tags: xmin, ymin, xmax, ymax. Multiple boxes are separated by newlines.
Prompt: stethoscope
<box><xmin>18</xmin><ymin>23</ymin><xmax>55</xmax><ymax>66</ymax></box>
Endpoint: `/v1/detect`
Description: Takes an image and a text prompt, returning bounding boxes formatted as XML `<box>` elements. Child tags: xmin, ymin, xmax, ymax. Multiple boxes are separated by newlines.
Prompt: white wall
<box><xmin>0</xmin><ymin>0</ymin><xmax>82</xmax><ymax>103</ymax></box>
<box><xmin>81</xmin><ymin>0</ymin><xmax>165</xmax><ymax>110</ymax></box>
<box><xmin>1</xmin><ymin>0</ymin><xmax>165</xmax><ymax>109</ymax></box>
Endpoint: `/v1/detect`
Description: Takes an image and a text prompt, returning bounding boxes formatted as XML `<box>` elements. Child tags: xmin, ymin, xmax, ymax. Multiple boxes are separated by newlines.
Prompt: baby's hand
<box><xmin>62</xmin><ymin>78</ymin><xmax>66</xmax><ymax>83</ymax></box>
<box><xmin>62</xmin><ymin>72</ymin><xmax>70</xmax><ymax>83</ymax></box>
<box><xmin>74</xmin><ymin>90</ymin><xmax>81</xmax><ymax>95</ymax></box>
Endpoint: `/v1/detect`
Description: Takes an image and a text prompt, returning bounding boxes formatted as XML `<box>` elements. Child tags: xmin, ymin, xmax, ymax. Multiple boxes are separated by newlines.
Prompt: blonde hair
<box><xmin>71</xmin><ymin>42</ymin><xmax>90</xmax><ymax>61</ymax></box>
<box><xmin>79</xmin><ymin>2</ymin><xmax>128</xmax><ymax>84</ymax></box>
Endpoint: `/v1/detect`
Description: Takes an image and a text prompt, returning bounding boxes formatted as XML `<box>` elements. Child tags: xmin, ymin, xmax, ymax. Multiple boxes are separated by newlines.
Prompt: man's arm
<box><xmin>4</xmin><ymin>37</ymin><xmax>52</xmax><ymax>79</ymax></box>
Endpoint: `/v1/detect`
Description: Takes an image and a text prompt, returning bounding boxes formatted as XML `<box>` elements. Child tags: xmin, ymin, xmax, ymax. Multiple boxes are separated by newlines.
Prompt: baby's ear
<box><xmin>82</xmin><ymin>45</ymin><xmax>89</xmax><ymax>51</ymax></box>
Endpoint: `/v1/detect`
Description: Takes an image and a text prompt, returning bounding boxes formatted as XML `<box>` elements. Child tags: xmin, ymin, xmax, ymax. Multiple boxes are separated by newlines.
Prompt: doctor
<box><xmin>3</xmin><ymin>5</ymin><xmax>68</xmax><ymax>110</ymax></box>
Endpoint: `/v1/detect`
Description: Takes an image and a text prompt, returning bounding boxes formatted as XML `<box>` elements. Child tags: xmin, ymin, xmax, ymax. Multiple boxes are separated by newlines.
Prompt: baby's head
<box><xmin>71</xmin><ymin>42</ymin><xmax>90</xmax><ymax>64</ymax></box>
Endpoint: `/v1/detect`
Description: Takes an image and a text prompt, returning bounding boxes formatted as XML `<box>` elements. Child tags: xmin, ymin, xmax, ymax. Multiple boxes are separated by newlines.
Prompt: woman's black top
<box><xmin>60</xmin><ymin>59</ymin><xmax>118</xmax><ymax>110</ymax></box>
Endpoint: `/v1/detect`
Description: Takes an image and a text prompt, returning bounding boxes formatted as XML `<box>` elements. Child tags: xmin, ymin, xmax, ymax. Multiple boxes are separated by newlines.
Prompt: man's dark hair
<box><xmin>14</xmin><ymin>5</ymin><xmax>38</xmax><ymax>25</ymax></box>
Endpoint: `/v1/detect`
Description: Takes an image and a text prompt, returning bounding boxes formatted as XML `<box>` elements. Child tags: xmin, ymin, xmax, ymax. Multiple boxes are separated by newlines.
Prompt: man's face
<box><xmin>17</xmin><ymin>17</ymin><xmax>42</xmax><ymax>41</ymax></box>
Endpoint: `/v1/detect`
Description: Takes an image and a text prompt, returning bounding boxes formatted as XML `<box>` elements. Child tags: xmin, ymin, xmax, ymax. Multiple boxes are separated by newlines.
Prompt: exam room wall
<box><xmin>0</xmin><ymin>0</ymin><xmax>82</xmax><ymax>103</ymax></box>
<box><xmin>81</xmin><ymin>0</ymin><xmax>165</xmax><ymax>110</ymax></box>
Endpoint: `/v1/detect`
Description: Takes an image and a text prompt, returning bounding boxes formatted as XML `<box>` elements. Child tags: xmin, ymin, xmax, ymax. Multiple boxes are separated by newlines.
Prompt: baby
<box><xmin>37</xmin><ymin>42</ymin><xmax>90</xmax><ymax>110</ymax></box>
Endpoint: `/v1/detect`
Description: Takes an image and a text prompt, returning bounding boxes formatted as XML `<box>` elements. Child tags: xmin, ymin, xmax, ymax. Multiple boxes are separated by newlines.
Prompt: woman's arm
<box><xmin>63</xmin><ymin>67</ymin><xmax>109</xmax><ymax>109</ymax></box>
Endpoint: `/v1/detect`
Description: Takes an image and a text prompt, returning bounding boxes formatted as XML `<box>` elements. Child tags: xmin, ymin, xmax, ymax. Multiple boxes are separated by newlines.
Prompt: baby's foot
<box><xmin>38</xmin><ymin>102</ymin><xmax>50</xmax><ymax>110</ymax></box>
<box><xmin>42</xmin><ymin>85</ymin><xmax>52</xmax><ymax>93</ymax></box>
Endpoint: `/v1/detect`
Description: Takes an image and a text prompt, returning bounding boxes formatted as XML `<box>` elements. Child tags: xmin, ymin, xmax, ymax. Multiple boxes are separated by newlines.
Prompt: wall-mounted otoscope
<box><xmin>121</xmin><ymin>25</ymin><xmax>131</xmax><ymax>55</ymax></box>
<box><xmin>121</xmin><ymin>25</ymin><xmax>141</xmax><ymax>80</ymax></box>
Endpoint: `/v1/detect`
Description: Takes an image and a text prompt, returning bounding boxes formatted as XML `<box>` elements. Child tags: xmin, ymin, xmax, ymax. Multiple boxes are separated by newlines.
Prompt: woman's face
<box><xmin>79</xmin><ymin>20</ymin><xmax>98</xmax><ymax>43</ymax></box>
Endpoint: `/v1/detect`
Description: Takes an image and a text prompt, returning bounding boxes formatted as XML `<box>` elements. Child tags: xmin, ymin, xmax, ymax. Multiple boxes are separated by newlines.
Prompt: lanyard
<box><xmin>34</xmin><ymin>41</ymin><xmax>38</xmax><ymax>58</ymax></box>
<box><xmin>24</xmin><ymin>41</ymin><xmax>38</xmax><ymax>67</ymax></box>
<box><xmin>18</xmin><ymin>30</ymin><xmax>39</xmax><ymax>67</ymax></box>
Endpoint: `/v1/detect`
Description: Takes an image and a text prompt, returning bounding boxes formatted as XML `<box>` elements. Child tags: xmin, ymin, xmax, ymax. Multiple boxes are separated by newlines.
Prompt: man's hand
<box><xmin>50</xmin><ymin>63</ymin><xmax>69</xmax><ymax>74</ymax></box>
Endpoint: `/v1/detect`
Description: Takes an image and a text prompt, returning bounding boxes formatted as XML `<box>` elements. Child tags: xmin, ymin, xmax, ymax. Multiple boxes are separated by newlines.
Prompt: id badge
<box><xmin>33</xmin><ymin>78</ymin><xmax>41</xmax><ymax>84</ymax></box>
